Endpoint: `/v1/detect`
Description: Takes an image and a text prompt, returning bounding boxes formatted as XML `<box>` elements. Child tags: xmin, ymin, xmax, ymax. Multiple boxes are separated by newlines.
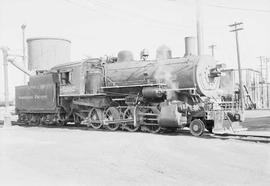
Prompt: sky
<box><xmin>0</xmin><ymin>0</ymin><xmax>270</xmax><ymax>100</ymax></box>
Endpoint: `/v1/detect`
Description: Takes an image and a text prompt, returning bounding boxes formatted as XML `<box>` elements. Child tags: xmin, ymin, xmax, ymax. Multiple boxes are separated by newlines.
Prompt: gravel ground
<box><xmin>0</xmin><ymin>126</ymin><xmax>270</xmax><ymax>186</ymax></box>
<box><xmin>0</xmin><ymin>109</ymin><xmax>270</xmax><ymax>185</ymax></box>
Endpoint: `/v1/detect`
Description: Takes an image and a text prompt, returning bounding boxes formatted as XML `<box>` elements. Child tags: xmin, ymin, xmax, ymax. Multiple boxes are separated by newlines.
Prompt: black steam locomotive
<box><xmin>15</xmin><ymin>48</ymin><xmax>224</xmax><ymax>136</ymax></box>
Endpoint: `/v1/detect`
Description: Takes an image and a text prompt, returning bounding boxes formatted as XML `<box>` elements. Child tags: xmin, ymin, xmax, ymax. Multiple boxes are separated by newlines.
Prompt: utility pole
<box><xmin>258</xmin><ymin>56</ymin><xmax>265</xmax><ymax>82</ymax></box>
<box><xmin>264</xmin><ymin>57</ymin><xmax>270</xmax><ymax>108</ymax></box>
<box><xmin>1</xmin><ymin>47</ymin><xmax>11</xmax><ymax>127</ymax></box>
<box><xmin>264</xmin><ymin>57</ymin><xmax>269</xmax><ymax>83</ymax></box>
<box><xmin>258</xmin><ymin>56</ymin><xmax>265</xmax><ymax>108</ymax></box>
<box><xmin>208</xmin><ymin>44</ymin><xmax>216</xmax><ymax>57</ymax></box>
<box><xmin>229</xmin><ymin>22</ymin><xmax>244</xmax><ymax>113</ymax></box>
<box><xmin>21</xmin><ymin>24</ymin><xmax>27</xmax><ymax>84</ymax></box>
<box><xmin>196</xmin><ymin>0</ymin><xmax>204</xmax><ymax>55</ymax></box>
<box><xmin>257</xmin><ymin>56</ymin><xmax>270</xmax><ymax>108</ymax></box>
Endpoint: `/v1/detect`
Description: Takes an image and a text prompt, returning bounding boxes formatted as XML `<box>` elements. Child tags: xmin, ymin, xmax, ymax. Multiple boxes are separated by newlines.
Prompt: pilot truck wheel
<box><xmin>189</xmin><ymin>119</ymin><xmax>205</xmax><ymax>136</ymax></box>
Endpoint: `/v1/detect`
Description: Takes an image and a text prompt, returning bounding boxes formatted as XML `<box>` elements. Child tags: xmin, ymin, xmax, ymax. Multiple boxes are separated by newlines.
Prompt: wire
<box><xmin>206</xmin><ymin>4</ymin><xmax>270</xmax><ymax>13</ymax></box>
<box><xmin>87</xmin><ymin>0</ymin><xmax>193</xmax><ymax>29</ymax></box>
<box><xmin>87</xmin><ymin>0</ymin><xmax>193</xmax><ymax>30</ymax></box>
<box><xmin>64</xmin><ymin>0</ymin><xmax>194</xmax><ymax>32</ymax></box>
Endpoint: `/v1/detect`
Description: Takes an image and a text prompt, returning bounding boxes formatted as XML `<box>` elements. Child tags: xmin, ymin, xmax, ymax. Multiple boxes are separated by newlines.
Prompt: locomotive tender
<box><xmin>15</xmin><ymin>38</ymin><xmax>225</xmax><ymax>136</ymax></box>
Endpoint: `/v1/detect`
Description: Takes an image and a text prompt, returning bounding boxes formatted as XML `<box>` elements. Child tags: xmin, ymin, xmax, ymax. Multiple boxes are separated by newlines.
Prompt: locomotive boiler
<box><xmin>15</xmin><ymin>37</ymin><xmax>226</xmax><ymax>136</ymax></box>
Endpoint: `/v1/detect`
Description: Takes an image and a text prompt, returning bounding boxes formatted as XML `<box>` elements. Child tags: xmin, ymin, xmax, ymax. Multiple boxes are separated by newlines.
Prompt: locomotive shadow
<box><xmin>12</xmin><ymin>122</ymin><xmax>217</xmax><ymax>140</ymax></box>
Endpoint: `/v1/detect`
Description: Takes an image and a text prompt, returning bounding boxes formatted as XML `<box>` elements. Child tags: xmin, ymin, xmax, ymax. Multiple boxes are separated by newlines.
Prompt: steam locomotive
<box><xmin>15</xmin><ymin>41</ymin><xmax>225</xmax><ymax>136</ymax></box>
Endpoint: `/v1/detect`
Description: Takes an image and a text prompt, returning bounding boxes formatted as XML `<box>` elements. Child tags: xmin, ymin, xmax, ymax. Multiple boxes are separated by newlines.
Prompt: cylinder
<box><xmin>27</xmin><ymin>37</ymin><xmax>71</xmax><ymax>71</ymax></box>
<box><xmin>142</xmin><ymin>87</ymin><xmax>165</xmax><ymax>98</ymax></box>
<box><xmin>184</xmin><ymin>37</ymin><xmax>196</xmax><ymax>56</ymax></box>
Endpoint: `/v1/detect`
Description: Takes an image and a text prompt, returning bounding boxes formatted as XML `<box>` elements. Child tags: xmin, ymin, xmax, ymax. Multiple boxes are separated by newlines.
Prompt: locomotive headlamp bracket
<box><xmin>209</xmin><ymin>63</ymin><xmax>226</xmax><ymax>78</ymax></box>
<box><xmin>209</xmin><ymin>67</ymin><xmax>221</xmax><ymax>78</ymax></box>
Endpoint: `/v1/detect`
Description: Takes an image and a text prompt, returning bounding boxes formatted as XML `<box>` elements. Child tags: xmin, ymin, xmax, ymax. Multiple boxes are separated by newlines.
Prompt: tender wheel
<box><xmin>89</xmin><ymin>108</ymin><xmax>103</xmax><ymax>129</ymax></box>
<box><xmin>123</xmin><ymin>108</ymin><xmax>140</xmax><ymax>132</ymax></box>
<box><xmin>189</xmin><ymin>119</ymin><xmax>205</xmax><ymax>136</ymax></box>
<box><xmin>27</xmin><ymin>114</ymin><xmax>40</xmax><ymax>126</ymax></box>
<box><xmin>56</xmin><ymin>114</ymin><xmax>67</xmax><ymax>127</ymax></box>
<box><xmin>40</xmin><ymin>115</ymin><xmax>47</xmax><ymax>126</ymax></box>
<box><xmin>56</xmin><ymin>120</ymin><xmax>65</xmax><ymax>127</ymax></box>
<box><xmin>104</xmin><ymin>107</ymin><xmax>120</xmax><ymax>131</ymax></box>
<box><xmin>73</xmin><ymin>114</ymin><xmax>81</xmax><ymax>127</ymax></box>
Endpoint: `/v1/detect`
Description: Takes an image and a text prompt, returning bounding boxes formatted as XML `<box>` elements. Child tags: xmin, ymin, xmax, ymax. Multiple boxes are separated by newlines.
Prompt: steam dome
<box><xmin>117</xmin><ymin>50</ymin><xmax>134</xmax><ymax>62</ymax></box>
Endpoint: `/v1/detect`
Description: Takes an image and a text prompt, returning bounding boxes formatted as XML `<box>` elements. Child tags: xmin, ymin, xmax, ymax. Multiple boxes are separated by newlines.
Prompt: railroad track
<box><xmin>210</xmin><ymin>133</ymin><xmax>270</xmax><ymax>143</ymax></box>
<box><xmin>9</xmin><ymin>121</ymin><xmax>270</xmax><ymax>143</ymax></box>
<box><xmin>163</xmin><ymin>128</ymin><xmax>270</xmax><ymax>143</ymax></box>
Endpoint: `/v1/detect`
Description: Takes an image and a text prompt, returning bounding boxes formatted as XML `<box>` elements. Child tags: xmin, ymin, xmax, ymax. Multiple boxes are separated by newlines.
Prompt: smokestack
<box><xmin>184</xmin><ymin>37</ymin><xmax>196</xmax><ymax>56</ymax></box>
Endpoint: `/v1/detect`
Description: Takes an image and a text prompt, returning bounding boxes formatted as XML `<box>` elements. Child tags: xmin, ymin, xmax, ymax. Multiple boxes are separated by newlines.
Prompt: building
<box><xmin>220</xmin><ymin>68</ymin><xmax>270</xmax><ymax>109</ymax></box>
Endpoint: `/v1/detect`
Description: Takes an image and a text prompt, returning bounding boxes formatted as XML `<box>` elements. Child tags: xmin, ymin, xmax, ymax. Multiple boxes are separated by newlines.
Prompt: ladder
<box><xmin>243</xmin><ymin>85</ymin><xmax>256</xmax><ymax>110</ymax></box>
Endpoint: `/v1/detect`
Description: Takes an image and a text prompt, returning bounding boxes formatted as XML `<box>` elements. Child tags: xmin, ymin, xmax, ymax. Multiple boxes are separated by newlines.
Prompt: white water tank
<box><xmin>184</xmin><ymin>37</ymin><xmax>196</xmax><ymax>56</ymax></box>
<box><xmin>27</xmin><ymin>37</ymin><xmax>71</xmax><ymax>71</ymax></box>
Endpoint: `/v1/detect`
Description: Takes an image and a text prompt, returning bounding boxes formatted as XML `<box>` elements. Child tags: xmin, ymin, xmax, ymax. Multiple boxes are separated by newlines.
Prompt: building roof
<box><xmin>27</xmin><ymin>37</ymin><xmax>71</xmax><ymax>43</ymax></box>
<box><xmin>222</xmin><ymin>68</ymin><xmax>260</xmax><ymax>73</ymax></box>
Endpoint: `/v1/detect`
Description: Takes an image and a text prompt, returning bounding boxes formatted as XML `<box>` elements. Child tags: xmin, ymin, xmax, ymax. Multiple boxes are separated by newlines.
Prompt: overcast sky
<box><xmin>0</xmin><ymin>0</ymin><xmax>270</xmax><ymax>100</ymax></box>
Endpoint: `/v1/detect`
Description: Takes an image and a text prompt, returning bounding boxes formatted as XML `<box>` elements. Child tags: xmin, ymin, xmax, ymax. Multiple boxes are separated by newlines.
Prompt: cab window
<box><xmin>60</xmin><ymin>71</ymin><xmax>72</xmax><ymax>85</ymax></box>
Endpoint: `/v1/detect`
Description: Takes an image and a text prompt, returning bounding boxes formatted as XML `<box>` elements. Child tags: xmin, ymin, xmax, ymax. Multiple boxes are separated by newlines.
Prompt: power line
<box><xmin>87</xmin><ymin>0</ymin><xmax>194</xmax><ymax>30</ymax></box>
<box><xmin>64</xmin><ymin>0</ymin><xmax>194</xmax><ymax>32</ymax></box>
<box><xmin>207</xmin><ymin>4</ymin><xmax>270</xmax><ymax>13</ymax></box>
